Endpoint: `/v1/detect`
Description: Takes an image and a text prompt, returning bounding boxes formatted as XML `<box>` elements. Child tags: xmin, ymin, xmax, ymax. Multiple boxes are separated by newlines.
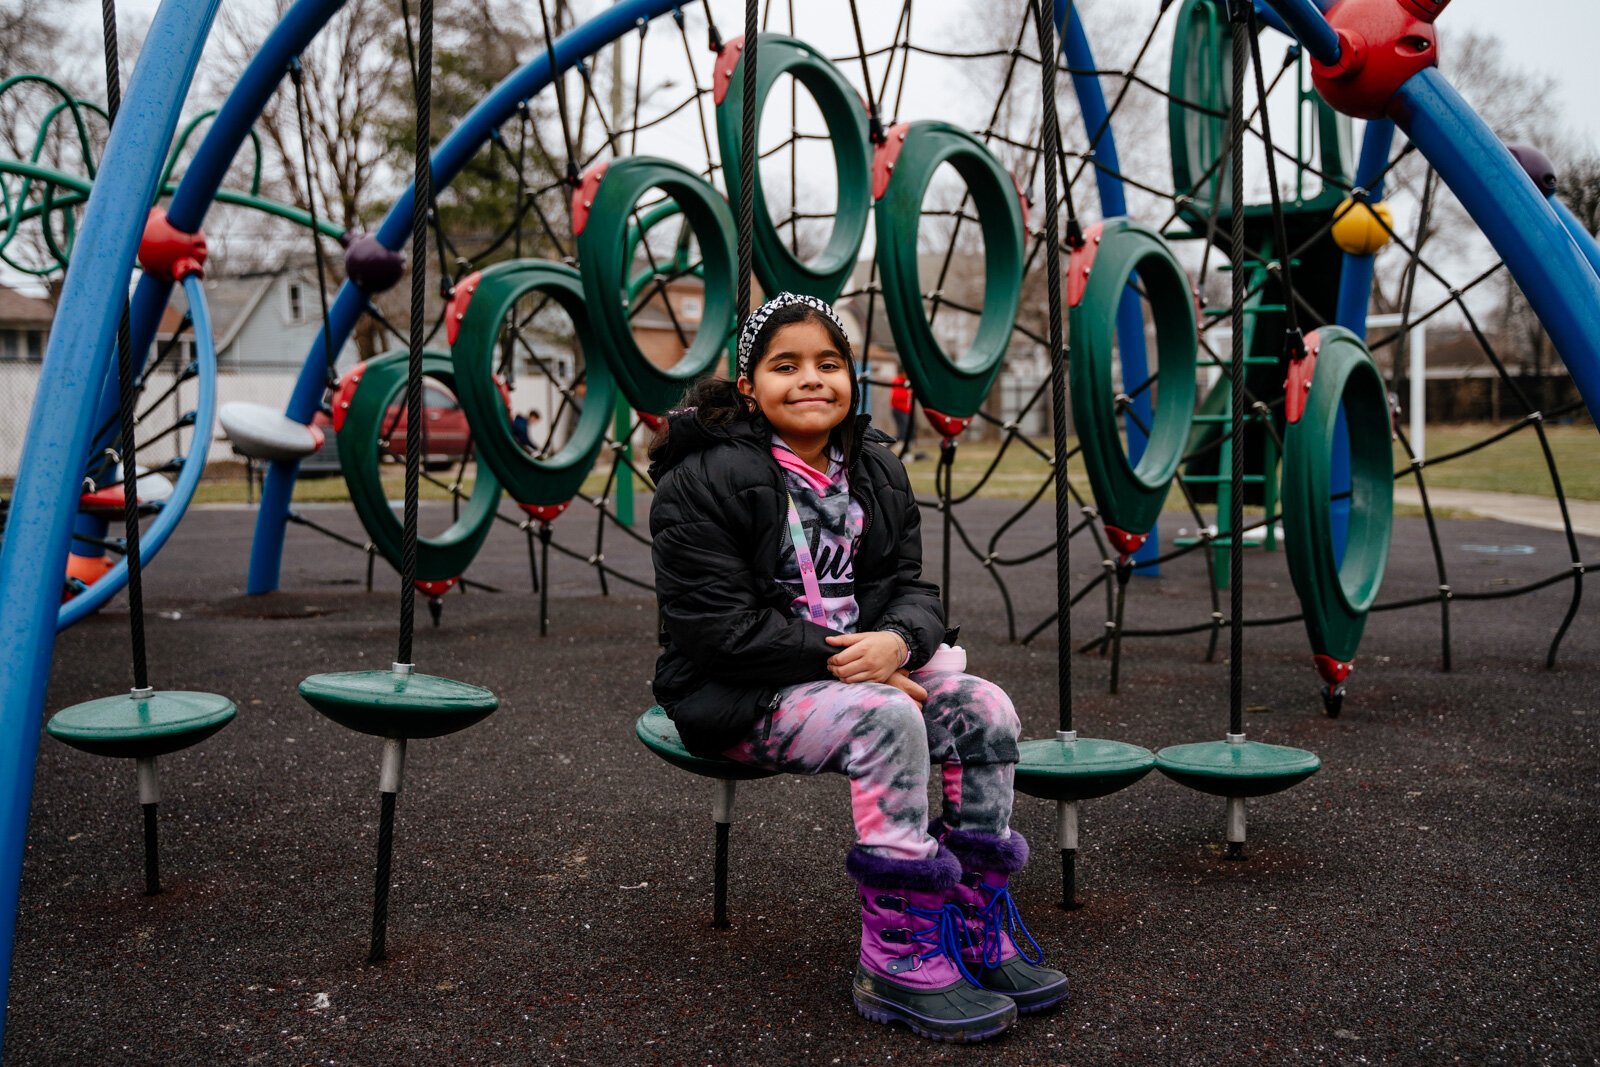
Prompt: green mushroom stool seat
<box><xmin>299</xmin><ymin>667</ymin><xmax>498</xmax><ymax>962</ymax></box>
<box><xmin>47</xmin><ymin>689</ymin><xmax>237</xmax><ymax>895</ymax></box>
<box><xmin>1014</xmin><ymin>735</ymin><xmax>1157</xmax><ymax>803</ymax></box>
<box><xmin>48</xmin><ymin>690</ymin><xmax>236</xmax><ymax>760</ymax></box>
<box><xmin>1155</xmin><ymin>738</ymin><xmax>1321</xmax><ymax>798</ymax></box>
<box><xmin>298</xmin><ymin>669</ymin><xmax>498</xmax><ymax>740</ymax></box>
<box><xmin>1013</xmin><ymin>733</ymin><xmax>1156</xmax><ymax>908</ymax></box>
<box><xmin>636</xmin><ymin>705</ymin><xmax>776</xmax><ymax>928</ymax></box>
<box><xmin>1156</xmin><ymin>737</ymin><xmax>1321</xmax><ymax>858</ymax></box>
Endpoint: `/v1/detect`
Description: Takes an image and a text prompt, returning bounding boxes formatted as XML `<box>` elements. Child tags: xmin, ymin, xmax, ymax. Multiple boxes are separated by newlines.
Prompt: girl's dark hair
<box><xmin>649</xmin><ymin>302</ymin><xmax>860</xmax><ymax>464</ymax></box>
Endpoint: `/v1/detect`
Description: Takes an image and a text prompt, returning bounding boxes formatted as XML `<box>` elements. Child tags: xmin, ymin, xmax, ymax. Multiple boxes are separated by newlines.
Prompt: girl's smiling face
<box><xmin>738</xmin><ymin>318</ymin><xmax>853</xmax><ymax>445</ymax></box>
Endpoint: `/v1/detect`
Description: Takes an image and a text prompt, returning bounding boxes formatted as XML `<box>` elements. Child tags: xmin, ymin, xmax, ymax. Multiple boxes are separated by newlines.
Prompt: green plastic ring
<box><xmin>576</xmin><ymin>156</ymin><xmax>737</xmax><ymax>413</ymax></box>
<box><xmin>1281</xmin><ymin>326</ymin><xmax>1393</xmax><ymax>663</ymax></box>
<box><xmin>716</xmin><ymin>33</ymin><xmax>872</xmax><ymax>303</ymax></box>
<box><xmin>452</xmin><ymin>259</ymin><xmax>616</xmax><ymax>506</ymax></box>
<box><xmin>875</xmin><ymin>121</ymin><xmax>1023</xmax><ymax>418</ymax></box>
<box><xmin>1167</xmin><ymin>0</ymin><xmax>1352</xmax><ymax>226</ymax></box>
<box><xmin>1070</xmin><ymin>218</ymin><xmax>1198</xmax><ymax>539</ymax></box>
<box><xmin>337</xmin><ymin>350</ymin><xmax>503</xmax><ymax>581</ymax></box>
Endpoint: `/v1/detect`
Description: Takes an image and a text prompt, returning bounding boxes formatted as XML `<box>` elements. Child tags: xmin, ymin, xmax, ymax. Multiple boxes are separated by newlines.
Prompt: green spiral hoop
<box><xmin>1281</xmin><ymin>326</ymin><xmax>1393</xmax><ymax>664</ymax></box>
<box><xmin>715</xmin><ymin>33</ymin><xmax>873</xmax><ymax>303</ymax></box>
<box><xmin>874</xmin><ymin>120</ymin><xmax>1024</xmax><ymax>418</ymax></box>
<box><xmin>576</xmin><ymin>156</ymin><xmax>737</xmax><ymax>413</ymax></box>
<box><xmin>337</xmin><ymin>350</ymin><xmax>502</xmax><ymax>581</ymax></box>
<box><xmin>451</xmin><ymin>259</ymin><xmax>617</xmax><ymax>506</ymax></box>
<box><xmin>1070</xmin><ymin>218</ymin><xmax>1198</xmax><ymax>540</ymax></box>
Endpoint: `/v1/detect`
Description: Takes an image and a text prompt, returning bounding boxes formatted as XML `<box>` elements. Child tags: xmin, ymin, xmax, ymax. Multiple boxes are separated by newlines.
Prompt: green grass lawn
<box><xmin>18</xmin><ymin>421</ymin><xmax>1591</xmax><ymax>510</ymax></box>
<box><xmin>1396</xmin><ymin>422</ymin><xmax>1600</xmax><ymax>500</ymax></box>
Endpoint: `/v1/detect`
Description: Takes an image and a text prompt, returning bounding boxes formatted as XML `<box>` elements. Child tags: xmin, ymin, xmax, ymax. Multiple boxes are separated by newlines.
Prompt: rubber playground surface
<box><xmin>15</xmin><ymin>501</ymin><xmax>1599</xmax><ymax>1064</ymax></box>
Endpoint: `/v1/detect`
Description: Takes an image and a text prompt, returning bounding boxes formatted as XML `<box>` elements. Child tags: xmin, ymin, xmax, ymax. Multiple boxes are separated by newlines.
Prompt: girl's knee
<box><xmin>928</xmin><ymin>674</ymin><xmax>1020</xmax><ymax>741</ymax></box>
<box><xmin>856</xmin><ymin>684</ymin><xmax>925</xmax><ymax>734</ymax></box>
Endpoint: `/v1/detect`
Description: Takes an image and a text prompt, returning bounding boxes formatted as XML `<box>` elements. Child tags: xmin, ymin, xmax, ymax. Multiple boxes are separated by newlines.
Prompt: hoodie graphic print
<box><xmin>772</xmin><ymin>438</ymin><xmax>864</xmax><ymax>633</ymax></box>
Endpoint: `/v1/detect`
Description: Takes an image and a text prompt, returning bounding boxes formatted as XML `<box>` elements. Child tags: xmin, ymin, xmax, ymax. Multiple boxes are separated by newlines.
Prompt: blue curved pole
<box><xmin>1330</xmin><ymin>119</ymin><xmax>1397</xmax><ymax>561</ymax></box>
<box><xmin>0</xmin><ymin>0</ymin><xmax>220</xmax><ymax>1047</ymax></box>
<box><xmin>1334</xmin><ymin>120</ymin><xmax>1396</xmax><ymax>334</ymax></box>
<box><xmin>1058</xmin><ymin>0</ymin><xmax>1159</xmax><ymax>571</ymax></box>
<box><xmin>122</xmin><ymin>0</ymin><xmax>351</xmax><ymax>383</ymax></box>
<box><xmin>58</xmin><ymin>277</ymin><xmax>220</xmax><ymax>628</ymax></box>
<box><xmin>247</xmin><ymin>0</ymin><xmax>687</xmax><ymax>593</ymax></box>
<box><xmin>1258</xmin><ymin>0</ymin><xmax>1341</xmax><ymax>66</ymax></box>
<box><xmin>1391</xmin><ymin>68</ymin><xmax>1600</xmax><ymax>428</ymax></box>
<box><xmin>1550</xmin><ymin>196</ymin><xmax>1600</xmax><ymax>283</ymax></box>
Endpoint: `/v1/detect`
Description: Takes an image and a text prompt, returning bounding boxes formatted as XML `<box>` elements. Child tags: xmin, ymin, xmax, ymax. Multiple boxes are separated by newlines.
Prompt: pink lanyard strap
<box><xmin>784</xmin><ymin>491</ymin><xmax>829</xmax><ymax>624</ymax></box>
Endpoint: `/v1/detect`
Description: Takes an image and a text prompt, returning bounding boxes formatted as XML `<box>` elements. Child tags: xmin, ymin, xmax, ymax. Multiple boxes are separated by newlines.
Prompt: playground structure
<box><xmin>1</xmin><ymin>0</ymin><xmax>1598</xmax><ymax>1053</ymax></box>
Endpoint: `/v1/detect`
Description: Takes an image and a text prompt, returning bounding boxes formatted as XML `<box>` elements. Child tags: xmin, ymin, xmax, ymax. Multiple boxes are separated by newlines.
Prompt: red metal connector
<box><xmin>570</xmin><ymin>162</ymin><xmax>609</xmax><ymax>238</ymax></box>
<box><xmin>138</xmin><ymin>208</ymin><xmax>207</xmax><ymax>282</ymax></box>
<box><xmin>445</xmin><ymin>271</ymin><xmax>482</xmax><ymax>346</ymax></box>
<box><xmin>1309</xmin><ymin>0</ymin><xmax>1442</xmax><ymax>120</ymax></box>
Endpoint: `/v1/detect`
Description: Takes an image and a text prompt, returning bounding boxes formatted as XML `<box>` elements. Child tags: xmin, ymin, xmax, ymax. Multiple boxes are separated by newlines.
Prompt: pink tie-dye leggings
<box><xmin>723</xmin><ymin>670</ymin><xmax>1021</xmax><ymax>862</ymax></box>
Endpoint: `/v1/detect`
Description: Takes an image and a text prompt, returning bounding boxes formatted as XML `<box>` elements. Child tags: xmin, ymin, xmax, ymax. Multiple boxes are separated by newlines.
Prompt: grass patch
<box><xmin>1396</xmin><ymin>422</ymin><xmax>1599</xmax><ymax>501</ymax></box>
<box><xmin>26</xmin><ymin>420</ymin><xmax>1585</xmax><ymax>509</ymax></box>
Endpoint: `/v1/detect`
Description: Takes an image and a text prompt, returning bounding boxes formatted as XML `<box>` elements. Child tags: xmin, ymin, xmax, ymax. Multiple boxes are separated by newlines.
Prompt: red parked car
<box><xmin>303</xmin><ymin>382</ymin><xmax>474</xmax><ymax>475</ymax></box>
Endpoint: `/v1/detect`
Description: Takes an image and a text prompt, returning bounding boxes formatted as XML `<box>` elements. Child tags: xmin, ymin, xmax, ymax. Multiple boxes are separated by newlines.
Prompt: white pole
<box><xmin>1410</xmin><ymin>325</ymin><xmax>1426</xmax><ymax>462</ymax></box>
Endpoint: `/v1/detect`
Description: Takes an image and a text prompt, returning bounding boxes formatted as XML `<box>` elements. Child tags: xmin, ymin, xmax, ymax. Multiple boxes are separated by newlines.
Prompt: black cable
<box><xmin>736</xmin><ymin>0</ymin><xmax>758</xmax><ymax>329</ymax></box>
<box><xmin>1227</xmin><ymin>0</ymin><xmax>1248</xmax><ymax>737</ymax></box>
<box><xmin>1244</xmin><ymin>7</ymin><xmax>1303</xmax><ymax>358</ymax></box>
<box><xmin>1030</xmin><ymin>0</ymin><xmax>1071</xmax><ymax>733</ymax></box>
<box><xmin>101</xmin><ymin>0</ymin><xmax>150</xmax><ymax>691</ymax></box>
<box><xmin>396</xmin><ymin>0</ymin><xmax>433</xmax><ymax>667</ymax></box>
<box><xmin>289</xmin><ymin>57</ymin><xmax>340</xmax><ymax>385</ymax></box>
<box><xmin>538</xmin><ymin>0</ymin><xmax>581</xmax><ymax>192</ymax></box>
<box><xmin>846</xmin><ymin>0</ymin><xmax>885</xmax><ymax>144</ymax></box>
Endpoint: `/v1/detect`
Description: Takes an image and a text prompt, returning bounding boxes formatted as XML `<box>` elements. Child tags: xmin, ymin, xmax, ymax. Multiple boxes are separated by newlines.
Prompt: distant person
<box><xmin>890</xmin><ymin>373</ymin><xmax>915</xmax><ymax>448</ymax></box>
<box><xmin>890</xmin><ymin>373</ymin><xmax>925</xmax><ymax>460</ymax></box>
<box><xmin>512</xmin><ymin>408</ymin><xmax>541</xmax><ymax>450</ymax></box>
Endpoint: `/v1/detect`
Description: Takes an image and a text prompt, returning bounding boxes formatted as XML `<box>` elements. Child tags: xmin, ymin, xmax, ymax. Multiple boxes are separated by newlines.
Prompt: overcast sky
<box><xmin>59</xmin><ymin>0</ymin><xmax>1600</xmax><ymax>148</ymax></box>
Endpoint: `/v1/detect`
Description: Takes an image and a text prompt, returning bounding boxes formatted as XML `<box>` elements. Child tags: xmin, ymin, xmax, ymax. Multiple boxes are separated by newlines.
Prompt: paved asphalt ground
<box><xmin>12</xmin><ymin>499</ymin><xmax>1599</xmax><ymax>1064</ymax></box>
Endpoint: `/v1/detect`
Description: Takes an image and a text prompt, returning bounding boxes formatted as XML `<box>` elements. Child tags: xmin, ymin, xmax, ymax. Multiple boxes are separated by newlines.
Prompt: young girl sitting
<box><xmin>648</xmin><ymin>293</ymin><xmax>1066</xmax><ymax>1043</ymax></box>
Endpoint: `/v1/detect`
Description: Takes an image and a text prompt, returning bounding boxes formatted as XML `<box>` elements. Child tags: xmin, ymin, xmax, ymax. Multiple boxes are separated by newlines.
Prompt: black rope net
<box><xmin>281</xmin><ymin>0</ymin><xmax>1589</xmax><ymax>678</ymax></box>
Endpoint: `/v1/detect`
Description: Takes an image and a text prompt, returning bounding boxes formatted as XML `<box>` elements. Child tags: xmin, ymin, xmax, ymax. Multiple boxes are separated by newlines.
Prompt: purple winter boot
<box><xmin>846</xmin><ymin>845</ymin><xmax>1018</xmax><ymax>1043</ymax></box>
<box><xmin>944</xmin><ymin>829</ymin><xmax>1069</xmax><ymax>1014</ymax></box>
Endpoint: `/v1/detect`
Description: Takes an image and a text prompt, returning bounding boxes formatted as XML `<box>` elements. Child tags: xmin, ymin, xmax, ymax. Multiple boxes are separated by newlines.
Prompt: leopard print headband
<box><xmin>735</xmin><ymin>292</ymin><xmax>851</xmax><ymax>379</ymax></box>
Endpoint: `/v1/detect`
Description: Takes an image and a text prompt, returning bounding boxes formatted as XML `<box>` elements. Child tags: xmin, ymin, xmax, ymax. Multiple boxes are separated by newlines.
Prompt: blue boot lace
<box><xmin>975</xmin><ymin>881</ymin><xmax>1046</xmax><ymax>968</ymax></box>
<box><xmin>903</xmin><ymin>900</ymin><xmax>984</xmax><ymax>986</ymax></box>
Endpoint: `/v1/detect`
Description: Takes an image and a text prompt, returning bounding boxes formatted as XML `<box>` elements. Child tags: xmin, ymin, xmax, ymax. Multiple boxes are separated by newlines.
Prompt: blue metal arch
<box><xmin>0</xmin><ymin>0</ymin><xmax>223</xmax><ymax>1046</ymax></box>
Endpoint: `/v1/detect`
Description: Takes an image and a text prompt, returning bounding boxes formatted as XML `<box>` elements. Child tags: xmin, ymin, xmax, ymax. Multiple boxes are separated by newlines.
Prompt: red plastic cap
<box><xmin>571</xmin><ymin>162</ymin><xmax>609</xmax><ymax>238</ymax></box>
<box><xmin>1309</xmin><ymin>0</ymin><xmax>1440</xmax><ymax>120</ymax></box>
<box><xmin>1314</xmin><ymin>654</ymin><xmax>1353</xmax><ymax>686</ymax></box>
<box><xmin>416</xmin><ymin>577</ymin><xmax>458</xmax><ymax>597</ymax></box>
<box><xmin>637</xmin><ymin>410</ymin><xmax>664</xmax><ymax>432</ymax></box>
<box><xmin>712</xmin><ymin>35</ymin><xmax>745</xmax><ymax>106</ymax></box>
<box><xmin>1065</xmin><ymin>221</ymin><xmax>1105</xmax><ymax>308</ymax></box>
<box><xmin>520</xmin><ymin>500</ymin><xmax>572</xmax><ymax>523</ymax></box>
<box><xmin>1103</xmin><ymin>524</ymin><xmax>1148</xmax><ymax>560</ymax></box>
<box><xmin>139</xmin><ymin>208</ymin><xmax>207</xmax><ymax>282</ymax></box>
<box><xmin>330</xmin><ymin>360</ymin><xmax>369</xmax><ymax>434</ymax></box>
<box><xmin>922</xmin><ymin>407</ymin><xmax>971</xmax><ymax>440</ymax></box>
<box><xmin>871</xmin><ymin>123</ymin><xmax>911</xmax><ymax>200</ymax></box>
<box><xmin>446</xmin><ymin>270</ymin><xmax>482</xmax><ymax>346</ymax></box>
<box><xmin>1284</xmin><ymin>330</ymin><xmax>1321</xmax><ymax>425</ymax></box>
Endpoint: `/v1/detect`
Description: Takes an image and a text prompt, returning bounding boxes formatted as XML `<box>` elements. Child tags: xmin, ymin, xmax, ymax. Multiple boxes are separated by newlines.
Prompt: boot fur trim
<box><xmin>944</xmin><ymin>828</ymin><xmax>1029</xmax><ymax>874</ymax></box>
<box><xmin>846</xmin><ymin>844</ymin><xmax>961</xmax><ymax>892</ymax></box>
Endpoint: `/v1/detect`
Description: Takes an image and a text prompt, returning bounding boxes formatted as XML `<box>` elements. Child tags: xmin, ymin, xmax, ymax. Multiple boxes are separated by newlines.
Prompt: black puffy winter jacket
<box><xmin>648</xmin><ymin>408</ymin><xmax>947</xmax><ymax>756</ymax></box>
